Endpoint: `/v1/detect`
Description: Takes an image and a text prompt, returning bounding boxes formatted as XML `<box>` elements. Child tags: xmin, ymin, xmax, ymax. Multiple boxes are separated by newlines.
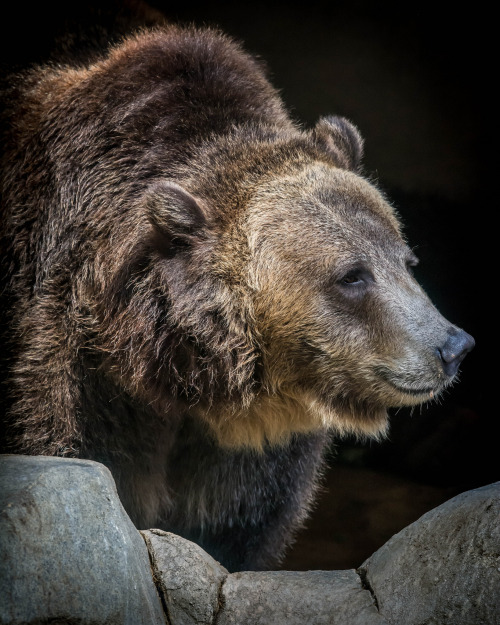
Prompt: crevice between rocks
<box><xmin>212</xmin><ymin>570</ymin><xmax>228</xmax><ymax>625</ymax></box>
<box><xmin>140</xmin><ymin>530</ymin><xmax>173</xmax><ymax>625</ymax></box>
<box><xmin>356</xmin><ymin>565</ymin><xmax>379</xmax><ymax>612</ymax></box>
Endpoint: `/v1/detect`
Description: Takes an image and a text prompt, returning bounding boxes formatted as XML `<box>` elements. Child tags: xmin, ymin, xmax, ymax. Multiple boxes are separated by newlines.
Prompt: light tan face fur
<box><xmin>207</xmin><ymin>163</ymin><xmax>456</xmax><ymax>448</ymax></box>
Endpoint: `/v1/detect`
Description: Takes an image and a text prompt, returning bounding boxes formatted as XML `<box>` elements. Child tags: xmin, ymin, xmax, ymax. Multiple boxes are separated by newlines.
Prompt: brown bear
<box><xmin>0</xmin><ymin>17</ymin><xmax>474</xmax><ymax>571</ymax></box>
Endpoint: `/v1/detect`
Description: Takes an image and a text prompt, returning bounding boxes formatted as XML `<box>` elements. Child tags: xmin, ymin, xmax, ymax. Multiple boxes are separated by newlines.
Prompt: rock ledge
<box><xmin>1</xmin><ymin>455</ymin><xmax>498</xmax><ymax>625</ymax></box>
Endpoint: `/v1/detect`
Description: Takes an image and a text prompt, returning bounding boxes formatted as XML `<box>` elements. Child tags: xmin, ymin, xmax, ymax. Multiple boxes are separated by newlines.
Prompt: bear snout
<box><xmin>436</xmin><ymin>328</ymin><xmax>475</xmax><ymax>377</ymax></box>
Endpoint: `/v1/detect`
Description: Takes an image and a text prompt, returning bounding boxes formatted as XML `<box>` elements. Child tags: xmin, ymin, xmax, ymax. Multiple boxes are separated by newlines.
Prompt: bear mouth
<box><xmin>375</xmin><ymin>367</ymin><xmax>437</xmax><ymax>398</ymax></box>
<box><xmin>389</xmin><ymin>382</ymin><xmax>435</xmax><ymax>397</ymax></box>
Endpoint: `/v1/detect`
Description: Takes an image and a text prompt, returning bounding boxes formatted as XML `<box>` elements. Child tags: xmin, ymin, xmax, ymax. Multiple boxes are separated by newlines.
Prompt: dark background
<box><xmin>1</xmin><ymin>1</ymin><xmax>495</xmax><ymax>569</ymax></box>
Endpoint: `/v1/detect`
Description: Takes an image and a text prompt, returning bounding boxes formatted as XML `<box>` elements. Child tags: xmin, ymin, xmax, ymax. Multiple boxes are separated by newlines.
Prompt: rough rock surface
<box><xmin>1</xmin><ymin>455</ymin><xmax>499</xmax><ymax>625</ymax></box>
<box><xmin>142</xmin><ymin>529</ymin><xmax>228</xmax><ymax>625</ymax></box>
<box><xmin>218</xmin><ymin>569</ymin><xmax>386</xmax><ymax>625</ymax></box>
<box><xmin>143</xmin><ymin>530</ymin><xmax>387</xmax><ymax>625</ymax></box>
<box><xmin>0</xmin><ymin>454</ymin><xmax>165</xmax><ymax>625</ymax></box>
<box><xmin>360</xmin><ymin>481</ymin><xmax>500</xmax><ymax>625</ymax></box>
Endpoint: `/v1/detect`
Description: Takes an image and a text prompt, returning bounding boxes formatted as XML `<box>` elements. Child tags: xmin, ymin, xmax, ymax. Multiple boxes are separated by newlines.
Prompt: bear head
<box><xmin>97</xmin><ymin>114</ymin><xmax>474</xmax><ymax>450</ymax></box>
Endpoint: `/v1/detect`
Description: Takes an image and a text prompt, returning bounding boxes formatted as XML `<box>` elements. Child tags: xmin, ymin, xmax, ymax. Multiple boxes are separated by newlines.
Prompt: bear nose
<box><xmin>437</xmin><ymin>328</ymin><xmax>475</xmax><ymax>377</ymax></box>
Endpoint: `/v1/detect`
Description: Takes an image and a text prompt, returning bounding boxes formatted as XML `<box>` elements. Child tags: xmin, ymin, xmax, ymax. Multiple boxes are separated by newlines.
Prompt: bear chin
<box><xmin>194</xmin><ymin>388</ymin><xmax>391</xmax><ymax>450</ymax></box>
<box><xmin>194</xmin><ymin>366</ymin><xmax>447</xmax><ymax>450</ymax></box>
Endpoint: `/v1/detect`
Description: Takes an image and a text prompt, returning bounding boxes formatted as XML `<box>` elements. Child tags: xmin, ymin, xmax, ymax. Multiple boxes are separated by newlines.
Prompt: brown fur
<box><xmin>0</xmin><ymin>21</ymin><xmax>473</xmax><ymax>570</ymax></box>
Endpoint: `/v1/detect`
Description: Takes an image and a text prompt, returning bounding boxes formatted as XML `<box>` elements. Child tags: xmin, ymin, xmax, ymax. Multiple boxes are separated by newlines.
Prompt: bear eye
<box><xmin>338</xmin><ymin>267</ymin><xmax>371</xmax><ymax>287</ymax></box>
<box><xmin>341</xmin><ymin>272</ymin><xmax>363</xmax><ymax>285</ymax></box>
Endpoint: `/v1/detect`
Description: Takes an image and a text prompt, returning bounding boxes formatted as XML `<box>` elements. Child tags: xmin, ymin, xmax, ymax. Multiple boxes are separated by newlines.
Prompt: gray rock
<box><xmin>360</xmin><ymin>481</ymin><xmax>500</xmax><ymax>625</ymax></box>
<box><xmin>142</xmin><ymin>529</ymin><xmax>228</xmax><ymax>625</ymax></box>
<box><xmin>0</xmin><ymin>454</ymin><xmax>166</xmax><ymax>625</ymax></box>
<box><xmin>218</xmin><ymin>569</ymin><xmax>388</xmax><ymax>625</ymax></box>
<box><xmin>4</xmin><ymin>453</ymin><xmax>497</xmax><ymax>625</ymax></box>
<box><xmin>142</xmin><ymin>531</ymin><xmax>387</xmax><ymax>625</ymax></box>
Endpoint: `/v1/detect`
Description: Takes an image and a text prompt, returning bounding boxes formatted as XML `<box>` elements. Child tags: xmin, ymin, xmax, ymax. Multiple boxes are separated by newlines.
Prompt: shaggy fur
<box><xmin>0</xmin><ymin>19</ymin><xmax>473</xmax><ymax>570</ymax></box>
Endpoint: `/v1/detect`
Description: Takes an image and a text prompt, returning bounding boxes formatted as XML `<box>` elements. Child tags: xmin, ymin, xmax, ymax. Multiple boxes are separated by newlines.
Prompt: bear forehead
<box><xmin>246</xmin><ymin>165</ymin><xmax>406</xmax><ymax>267</ymax></box>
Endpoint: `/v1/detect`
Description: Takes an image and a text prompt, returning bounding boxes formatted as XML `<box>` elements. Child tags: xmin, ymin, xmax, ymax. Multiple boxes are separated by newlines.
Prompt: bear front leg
<box><xmin>164</xmin><ymin>416</ymin><xmax>329</xmax><ymax>572</ymax></box>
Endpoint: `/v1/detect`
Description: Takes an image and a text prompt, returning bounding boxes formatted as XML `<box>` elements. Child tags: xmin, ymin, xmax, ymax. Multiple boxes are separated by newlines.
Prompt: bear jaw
<box><xmin>193</xmin><ymin>387</ymin><xmax>390</xmax><ymax>450</ymax></box>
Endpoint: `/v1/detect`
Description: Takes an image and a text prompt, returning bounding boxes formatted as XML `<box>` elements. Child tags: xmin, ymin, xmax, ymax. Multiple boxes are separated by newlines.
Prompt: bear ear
<box><xmin>312</xmin><ymin>116</ymin><xmax>364</xmax><ymax>171</ymax></box>
<box><xmin>143</xmin><ymin>181</ymin><xmax>209</xmax><ymax>253</ymax></box>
